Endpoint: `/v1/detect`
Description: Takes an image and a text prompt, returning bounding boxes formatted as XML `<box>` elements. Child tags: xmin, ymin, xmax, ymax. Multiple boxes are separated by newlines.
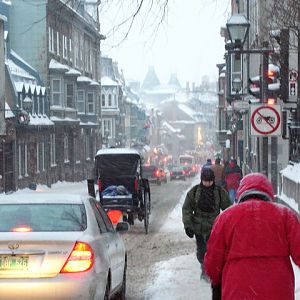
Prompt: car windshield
<box><xmin>0</xmin><ymin>204</ymin><xmax>87</xmax><ymax>232</ymax></box>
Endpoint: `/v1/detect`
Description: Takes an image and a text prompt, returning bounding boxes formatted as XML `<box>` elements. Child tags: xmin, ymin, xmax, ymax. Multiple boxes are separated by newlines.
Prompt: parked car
<box><xmin>182</xmin><ymin>165</ymin><xmax>193</xmax><ymax>177</ymax></box>
<box><xmin>159</xmin><ymin>168</ymin><xmax>168</xmax><ymax>183</ymax></box>
<box><xmin>142</xmin><ymin>165</ymin><xmax>162</xmax><ymax>185</ymax></box>
<box><xmin>170</xmin><ymin>166</ymin><xmax>186</xmax><ymax>181</ymax></box>
<box><xmin>0</xmin><ymin>193</ymin><xmax>128</xmax><ymax>300</ymax></box>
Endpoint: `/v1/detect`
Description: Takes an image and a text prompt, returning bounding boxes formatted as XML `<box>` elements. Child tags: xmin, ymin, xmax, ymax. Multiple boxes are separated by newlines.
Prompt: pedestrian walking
<box><xmin>202</xmin><ymin>158</ymin><xmax>212</xmax><ymax>169</ymax></box>
<box><xmin>224</xmin><ymin>158</ymin><xmax>242</xmax><ymax>203</ymax></box>
<box><xmin>182</xmin><ymin>168</ymin><xmax>231</xmax><ymax>281</ymax></box>
<box><xmin>211</xmin><ymin>158</ymin><xmax>225</xmax><ymax>188</ymax></box>
<box><xmin>204</xmin><ymin>173</ymin><xmax>300</xmax><ymax>300</ymax></box>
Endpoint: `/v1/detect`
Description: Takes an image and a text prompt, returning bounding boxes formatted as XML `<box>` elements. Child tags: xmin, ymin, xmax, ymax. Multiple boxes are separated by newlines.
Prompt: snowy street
<box><xmin>11</xmin><ymin>179</ymin><xmax>300</xmax><ymax>300</ymax></box>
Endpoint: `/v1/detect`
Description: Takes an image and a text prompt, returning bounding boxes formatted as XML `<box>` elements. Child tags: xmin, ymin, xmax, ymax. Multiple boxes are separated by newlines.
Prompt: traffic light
<box><xmin>248</xmin><ymin>75</ymin><xmax>260</xmax><ymax>98</ymax></box>
<box><xmin>248</xmin><ymin>63</ymin><xmax>280</xmax><ymax>102</ymax></box>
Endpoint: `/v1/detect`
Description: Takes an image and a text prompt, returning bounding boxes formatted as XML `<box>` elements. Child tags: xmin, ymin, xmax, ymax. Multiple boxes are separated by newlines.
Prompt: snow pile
<box><xmin>145</xmin><ymin>254</ymin><xmax>211</xmax><ymax>300</ymax></box>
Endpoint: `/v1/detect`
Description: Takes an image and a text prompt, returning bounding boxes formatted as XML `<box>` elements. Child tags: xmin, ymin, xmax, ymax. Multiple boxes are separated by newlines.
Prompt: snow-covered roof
<box><xmin>90</xmin><ymin>79</ymin><xmax>100</xmax><ymax>86</ymax></box>
<box><xmin>5</xmin><ymin>102</ymin><xmax>14</xmax><ymax>119</ymax></box>
<box><xmin>80</xmin><ymin>121</ymin><xmax>98</xmax><ymax>126</ymax></box>
<box><xmin>77</xmin><ymin>76</ymin><xmax>92</xmax><ymax>83</ymax></box>
<box><xmin>125</xmin><ymin>97</ymin><xmax>138</xmax><ymax>105</ymax></box>
<box><xmin>171</xmin><ymin>120</ymin><xmax>196</xmax><ymax>125</ymax></box>
<box><xmin>96</xmin><ymin>148</ymin><xmax>140</xmax><ymax>156</ymax></box>
<box><xmin>50</xmin><ymin>116</ymin><xmax>80</xmax><ymax>123</ymax></box>
<box><xmin>101</xmin><ymin>76</ymin><xmax>118</xmax><ymax>86</ymax></box>
<box><xmin>6</xmin><ymin>59</ymin><xmax>36</xmax><ymax>80</ymax></box>
<box><xmin>162</xmin><ymin>121</ymin><xmax>180</xmax><ymax>133</ymax></box>
<box><xmin>65</xmin><ymin>67</ymin><xmax>81</xmax><ymax>76</ymax></box>
<box><xmin>29</xmin><ymin>114</ymin><xmax>54</xmax><ymax>126</ymax></box>
<box><xmin>49</xmin><ymin>59</ymin><xmax>69</xmax><ymax>71</ymax></box>
<box><xmin>178</xmin><ymin>104</ymin><xmax>196</xmax><ymax>119</ymax></box>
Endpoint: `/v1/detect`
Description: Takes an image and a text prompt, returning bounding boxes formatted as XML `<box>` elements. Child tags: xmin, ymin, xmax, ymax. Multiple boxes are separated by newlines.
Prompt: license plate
<box><xmin>0</xmin><ymin>256</ymin><xmax>29</xmax><ymax>271</ymax></box>
<box><xmin>176</xmin><ymin>176</ymin><xmax>180</xmax><ymax>179</ymax></box>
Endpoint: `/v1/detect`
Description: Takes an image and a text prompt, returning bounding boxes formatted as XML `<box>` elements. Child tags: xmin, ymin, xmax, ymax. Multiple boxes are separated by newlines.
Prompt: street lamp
<box><xmin>232</xmin><ymin>77</ymin><xmax>242</xmax><ymax>94</ymax></box>
<box><xmin>226</xmin><ymin>14</ymin><xmax>250</xmax><ymax>49</ymax></box>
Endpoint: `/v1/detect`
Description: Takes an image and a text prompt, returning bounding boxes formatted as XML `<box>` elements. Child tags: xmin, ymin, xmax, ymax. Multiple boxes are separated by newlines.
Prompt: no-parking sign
<box><xmin>250</xmin><ymin>104</ymin><xmax>282</xmax><ymax>136</ymax></box>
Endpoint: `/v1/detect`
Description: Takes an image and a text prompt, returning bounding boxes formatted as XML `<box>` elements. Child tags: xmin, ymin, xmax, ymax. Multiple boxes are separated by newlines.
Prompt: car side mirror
<box><xmin>116</xmin><ymin>222</ymin><xmax>129</xmax><ymax>232</ymax></box>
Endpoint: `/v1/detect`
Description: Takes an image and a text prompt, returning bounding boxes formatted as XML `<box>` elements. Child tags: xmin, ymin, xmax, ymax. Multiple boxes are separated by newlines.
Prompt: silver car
<box><xmin>0</xmin><ymin>193</ymin><xmax>128</xmax><ymax>300</ymax></box>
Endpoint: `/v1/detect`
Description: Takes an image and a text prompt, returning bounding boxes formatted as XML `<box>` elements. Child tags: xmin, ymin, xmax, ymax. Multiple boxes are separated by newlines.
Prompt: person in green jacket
<box><xmin>182</xmin><ymin>167</ymin><xmax>231</xmax><ymax>281</ymax></box>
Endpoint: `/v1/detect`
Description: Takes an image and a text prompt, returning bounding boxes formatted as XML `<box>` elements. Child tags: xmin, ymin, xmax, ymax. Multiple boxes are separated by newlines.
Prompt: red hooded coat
<box><xmin>204</xmin><ymin>173</ymin><xmax>300</xmax><ymax>300</ymax></box>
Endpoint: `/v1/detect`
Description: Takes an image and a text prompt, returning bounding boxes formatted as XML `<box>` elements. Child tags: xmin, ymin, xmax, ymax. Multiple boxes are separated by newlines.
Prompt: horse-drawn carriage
<box><xmin>88</xmin><ymin>148</ymin><xmax>151</xmax><ymax>234</ymax></box>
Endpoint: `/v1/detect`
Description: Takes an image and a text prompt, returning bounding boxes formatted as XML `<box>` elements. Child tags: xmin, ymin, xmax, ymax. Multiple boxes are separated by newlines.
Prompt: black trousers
<box><xmin>195</xmin><ymin>234</ymin><xmax>210</xmax><ymax>265</ymax></box>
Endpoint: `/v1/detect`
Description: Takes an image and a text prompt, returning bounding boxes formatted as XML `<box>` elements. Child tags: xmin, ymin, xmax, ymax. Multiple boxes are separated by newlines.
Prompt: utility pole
<box><xmin>261</xmin><ymin>52</ymin><xmax>269</xmax><ymax>176</ymax></box>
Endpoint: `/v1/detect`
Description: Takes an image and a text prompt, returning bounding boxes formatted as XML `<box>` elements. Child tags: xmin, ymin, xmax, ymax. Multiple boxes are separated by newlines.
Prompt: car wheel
<box><xmin>157</xmin><ymin>179</ymin><xmax>161</xmax><ymax>186</ymax></box>
<box><xmin>114</xmin><ymin>261</ymin><xmax>127</xmax><ymax>300</ymax></box>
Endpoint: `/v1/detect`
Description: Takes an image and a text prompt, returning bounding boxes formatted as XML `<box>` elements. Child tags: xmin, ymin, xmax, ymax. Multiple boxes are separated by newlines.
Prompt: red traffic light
<box><xmin>266</xmin><ymin>98</ymin><xmax>276</xmax><ymax>105</ymax></box>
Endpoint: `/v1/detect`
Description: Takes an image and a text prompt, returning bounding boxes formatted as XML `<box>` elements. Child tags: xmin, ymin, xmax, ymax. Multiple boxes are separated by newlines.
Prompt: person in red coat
<box><xmin>224</xmin><ymin>158</ymin><xmax>242</xmax><ymax>203</ymax></box>
<box><xmin>204</xmin><ymin>173</ymin><xmax>300</xmax><ymax>300</ymax></box>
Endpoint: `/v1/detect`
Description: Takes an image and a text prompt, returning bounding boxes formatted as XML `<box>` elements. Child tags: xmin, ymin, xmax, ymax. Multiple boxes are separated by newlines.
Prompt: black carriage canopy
<box><xmin>95</xmin><ymin>151</ymin><xmax>141</xmax><ymax>177</ymax></box>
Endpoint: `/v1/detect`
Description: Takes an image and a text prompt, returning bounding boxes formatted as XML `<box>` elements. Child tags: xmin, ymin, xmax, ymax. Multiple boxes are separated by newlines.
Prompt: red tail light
<box><xmin>97</xmin><ymin>179</ymin><xmax>102</xmax><ymax>192</ymax></box>
<box><xmin>154</xmin><ymin>170</ymin><xmax>160</xmax><ymax>177</ymax></box>
<box><xmin>60</xmin><ymin>241</ymin><xmax>93</xmax><ymax>273</ymax></box>
<box><xmin>134</xmin><ymin>178</ymin><xmax>138</xmax><ymax>191</ymax></box>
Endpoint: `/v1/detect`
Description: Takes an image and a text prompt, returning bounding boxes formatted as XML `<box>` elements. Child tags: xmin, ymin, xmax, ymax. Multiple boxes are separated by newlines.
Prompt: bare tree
<box><xmin>99</xmin><ymin>0</ymin><xmax>169</xmax><ymax>47</ymax></box>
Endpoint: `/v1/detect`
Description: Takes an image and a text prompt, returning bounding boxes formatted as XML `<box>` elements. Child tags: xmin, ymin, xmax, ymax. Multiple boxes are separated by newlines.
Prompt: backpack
<box><xmin>194</xmin><ymin>185</ymin><xmax>221</xmax><ymax>213</ymax></box>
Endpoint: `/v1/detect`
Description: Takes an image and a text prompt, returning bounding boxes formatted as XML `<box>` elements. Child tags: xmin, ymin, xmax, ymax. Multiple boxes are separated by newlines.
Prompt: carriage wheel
<box><xmin>143</xmin><ymin>192</ymin><xmax>150</xmax><ymax>234</ymax></box>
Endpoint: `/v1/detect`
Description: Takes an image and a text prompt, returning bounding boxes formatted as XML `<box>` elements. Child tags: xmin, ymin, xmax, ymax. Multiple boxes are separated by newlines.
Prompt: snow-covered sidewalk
<box><xmin>146</xmin><ymin>179</ymin><xmax>300</xmax><ymax>300</ymax></box>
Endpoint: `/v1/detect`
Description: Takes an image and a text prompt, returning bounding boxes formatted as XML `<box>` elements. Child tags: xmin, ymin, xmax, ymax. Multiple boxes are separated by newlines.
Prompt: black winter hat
<box><xmin>201</xmin><ymin>168</ymin><xmax>215</xmax><ymax>181</ymax></box>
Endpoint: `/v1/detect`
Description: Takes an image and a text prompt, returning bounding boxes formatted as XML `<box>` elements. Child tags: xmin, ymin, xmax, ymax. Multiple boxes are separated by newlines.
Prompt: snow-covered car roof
<box><xmin>0</xmin><ymin>193</ymin><xmax>85</xmax><ymax>204</ymax></box>
<box><xmin>95</xmin><ymin>148</ymin><xmax>141</xmax><ymax>156</ymax></box>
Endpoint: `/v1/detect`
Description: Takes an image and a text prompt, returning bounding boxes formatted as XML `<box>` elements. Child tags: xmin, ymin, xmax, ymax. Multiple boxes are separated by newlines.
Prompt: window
<box><xmin>101</xmin><ymin>94</ymin><xmax>105</xmax><ymax>107</ymax></box>
<box><xmin>41</xmin><ymin>141</ymin><xmax>45</xmax><ymax>171</ymax></box>
<box><xmin>89</xmin><ymin>200</ymin><xmax>107</xmax><ymax>233</ymax></box>
<box><xmin>108</xmin><ymin>94</ymin><xmax>112</xmax><ymax>106</ymax></box>
<box><xmin>36</xmin><ymin>141</ymin><xmax>45</xmax><ymax>173</ymax></box>
<box><xmin>103</xmin><ymin>119</ymin><xmax>112</xmax><ymax>137</ymax></box>
<box><xmin>77</xmin><ymin>90</ymin><xmax>85</xmax><ymax>113</ymax></box>
<box><xmin>48</xmin><ymin>27</ymin><xmax>54</xmax><ymax>53</ymax></box>
<box><xmin>50</xmin><ymin>134</ymin><xmax>56</xmax><ymax>166</ymax></box>
<box><xmin>94</xmin><ymin>201</ymin><xmax>114</xmax><ymax>232</ymax></box>
<box><xmin>36</xmin><ymin>142</ymin><xmax>40</xmax><ymax>173</ymax></box>
<box><xmin>52</xmin><ymin>79</ymin><xmax>61</xmax><ymax>106</ymax></box>
<box><xmin>18</xmin><ymin>144</ymin><xmax>21</xmax><ymax>177</ymax></box>
<box><xmin>114</xmin><ymin>94</ymin><xmax>117</xmax><ymax>106</ymax></box>
<box><xmin>85</xmin><ymin>134</ymin><xmax>90</xmax><ymax>160</ymax></box>
<box><xmin>38</xmin><ymin>95</ymin><xmax>44</xmax><ymax>115</ymax></box>
<box><xmin>66</xmin><ymin>83</ymin><xmax>74</xmax><ymax>108</ymax></box>
<box><xmin>87</xmin><ymin>92</ymin><xmax>94</xmax><ymax>113</ymax></box>
<box><xmin>63</xmin><ymin>35</ymin><xmax>68</xmax><ymax>59</ymax></box>
<box><xmin>74</xmin><ymin>31</ymin><xmax>79</xmax><ymax>68</ymax></box>
<box><xmin>0</xmin><ymin>204</ymin><xmax>87</xmax><ymax>232</ymax></box>
<box><xmin>75</xmin><ymin>137</ymin><xmax>81</xmax><ymax>164</ymax></box>
<box><xmin>69</xmin><ymin>38</ymin><xmax>72</xmax><ymax>62</ymax></box>
<box><xmin>56</xmin><ymin>31</ymin><xmax>60</xmax><ymax>55</ymax></box>
<box><xmin>64</xmin><ymin>134</ymin><xmax>69</xmax><ymax>163</ymax></box>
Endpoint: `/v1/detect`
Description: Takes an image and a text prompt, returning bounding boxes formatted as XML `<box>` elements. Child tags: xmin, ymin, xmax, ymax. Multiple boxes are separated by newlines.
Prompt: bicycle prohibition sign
<box><xmin>250</xmin><ymin>105</ymin><xmax>281</xmax><ymax>136</ymax></box>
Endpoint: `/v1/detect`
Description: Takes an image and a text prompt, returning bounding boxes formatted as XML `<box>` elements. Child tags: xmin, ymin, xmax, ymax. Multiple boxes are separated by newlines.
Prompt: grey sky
<box><xmin>100</xmin><ymin>0</ymin><xmax>230</xmax><ymax>85</ymax></box>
